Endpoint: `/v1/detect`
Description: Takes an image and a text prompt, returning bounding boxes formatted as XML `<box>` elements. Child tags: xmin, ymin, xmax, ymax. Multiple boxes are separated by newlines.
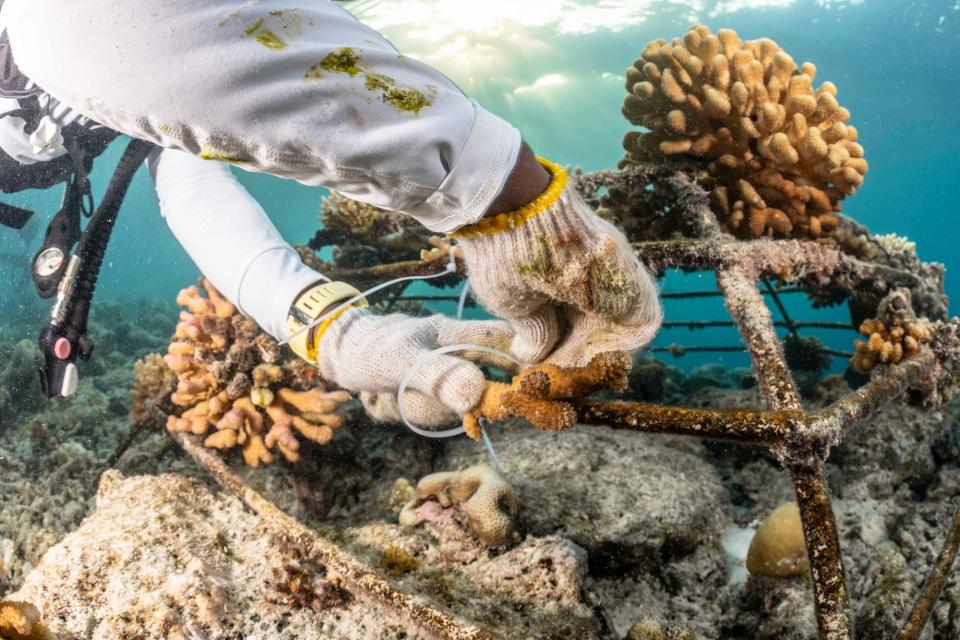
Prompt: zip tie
<box><xmin>456</xmin><ymin>280</ymin><xmax>471</xmax><ymax>320</ymax></box>
<box><xmin>480</xmin><ymin>420</ymin><xmax>503</xmax><ymax>473</ymax></box>
<box><xmin>281</xmin><ymin>246</ymin><xmax>458</xmax><ymax>347</ymax></box>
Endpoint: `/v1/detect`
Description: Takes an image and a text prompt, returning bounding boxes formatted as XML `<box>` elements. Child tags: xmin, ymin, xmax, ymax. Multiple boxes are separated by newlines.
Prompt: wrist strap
<box><xmin>286</xmin><ymin>281</ymin><xmax>368</xmax><ymax>362</ymax></box>
<box><xmin>449</xmin><ymin>157</ymin><xmax>568</xmax><ymax>239</ymax></box>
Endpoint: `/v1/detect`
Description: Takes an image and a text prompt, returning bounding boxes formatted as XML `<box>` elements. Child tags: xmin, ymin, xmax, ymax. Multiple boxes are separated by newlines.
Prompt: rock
<box><xmin>338</xmin><ymin>520</ymin><xmax>600</xmax><ymax>639</ymax></box>
<box><xmin>443</xmin><ymin>423</ymin><xmax>729</xmax><ymax>574</ymax></box>
<box><xmin>10</xmin><ymin>471</ymin><xmax>599</xmax><ymax>639</ymax></box>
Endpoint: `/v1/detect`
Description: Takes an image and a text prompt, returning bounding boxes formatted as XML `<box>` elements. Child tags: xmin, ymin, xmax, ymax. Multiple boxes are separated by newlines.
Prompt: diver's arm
<box><xmin>148</xmin><ymin>147</ymin><xmax>324</xmax><ymax>340</ymax></box>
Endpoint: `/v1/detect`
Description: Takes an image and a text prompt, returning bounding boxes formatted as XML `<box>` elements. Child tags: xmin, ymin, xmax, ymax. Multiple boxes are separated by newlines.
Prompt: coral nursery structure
<box><xmin>161</xmin><ymin>280</ymin><xmax>351</xmax><ymax>467</ymax></box>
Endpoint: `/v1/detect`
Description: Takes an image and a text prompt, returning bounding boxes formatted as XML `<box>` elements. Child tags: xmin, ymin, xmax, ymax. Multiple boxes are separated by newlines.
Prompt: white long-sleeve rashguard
<box><xmin>1</xmin><ymin>0</ymin><xmax>522</xmax><ymax>233</ymax></box>
<box><xmin>149</xmin><ymin>148</ymin><xmax>325</xmax><ymax>340</ymax></box>
<box><xmin>0</xmin><ymin>0</ymin><xmax>526</xmax><ymax>339</ymax></box>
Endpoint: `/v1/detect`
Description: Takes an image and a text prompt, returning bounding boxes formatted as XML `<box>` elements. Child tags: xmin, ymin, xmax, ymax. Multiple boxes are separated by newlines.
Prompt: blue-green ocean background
<box><xmin>0</xmin><ymin>0</ymin><xmax>957</xmax><ymax>374</ymax></box>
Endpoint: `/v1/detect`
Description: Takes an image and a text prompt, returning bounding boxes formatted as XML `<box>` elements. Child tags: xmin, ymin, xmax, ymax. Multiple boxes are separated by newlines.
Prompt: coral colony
<box><xmin>118</xmin><ymin>25</ymin><xmax>960</xmax><ymax>640</ymax></box>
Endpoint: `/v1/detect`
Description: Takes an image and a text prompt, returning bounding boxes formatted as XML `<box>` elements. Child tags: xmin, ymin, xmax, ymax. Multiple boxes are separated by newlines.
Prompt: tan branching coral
<box><xmin>464</xmin><ymin>351</ymin><xmax>631</xmax><ymax>439</ymax></box>
<box><xmin>621</xmin><ymin>24</ymin><xmax>867</xmax><ymax>239</ymax></box>
<box><xmin>852</xmin><ymin>289</ymin><xmax>933</xmax><ymax>374</ymax></box>
<box><xmin>399</xmin><ymin>464</ymin><xmax>521</xmax><ymax>548</ymax></box>
<box><xmin>162</xmin><ymin>279</ymin><xmax>351</xmax><ymax>467</ymax></box>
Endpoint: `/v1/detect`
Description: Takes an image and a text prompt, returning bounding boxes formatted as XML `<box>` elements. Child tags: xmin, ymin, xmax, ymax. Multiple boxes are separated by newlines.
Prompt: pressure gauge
<box><xmin>34</xmin><ymin>247</ymin><xmax>66</xmax><ymax>278</ymax></box>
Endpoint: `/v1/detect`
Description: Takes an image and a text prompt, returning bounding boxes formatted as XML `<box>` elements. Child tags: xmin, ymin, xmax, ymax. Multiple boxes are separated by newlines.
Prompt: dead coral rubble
<box><xmin>160</xmin><ymin>279</ymin><xmax>351</xmax><ymax>467</ymax></box>
<box><xmin>621</xmin><ymin>25</ymin><xmax>867</xmax><ymax>240</ymax></box>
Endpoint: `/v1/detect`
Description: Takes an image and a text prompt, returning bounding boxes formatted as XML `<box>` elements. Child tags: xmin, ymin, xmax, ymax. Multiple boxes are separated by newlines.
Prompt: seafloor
<box><xmin>1</xmin><ymin>301</ymin><xmax>958</xmax><ymax>639</ymax></box>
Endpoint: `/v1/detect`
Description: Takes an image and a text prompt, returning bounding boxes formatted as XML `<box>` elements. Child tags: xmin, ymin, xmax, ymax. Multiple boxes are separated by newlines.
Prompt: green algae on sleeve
<box><xmin>306</xmin><ymin>48</ymin><xmax>433</xmax><ymax>115</ymax></box>
<box><xmin>243</xmin><ymin>17</ymin><xmax>287</xmax><ymax>50</ymax></box>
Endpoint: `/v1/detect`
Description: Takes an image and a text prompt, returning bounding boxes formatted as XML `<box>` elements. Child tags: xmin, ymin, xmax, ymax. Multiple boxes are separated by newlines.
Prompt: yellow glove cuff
<box><xmin>449</xmin><ymin>157</ymin><xmax>568</xmax><ymax>239</ymax></box>
<box><xmin>286</xmin><ymin>281</ymin><xmax>369</xmax><ymax>363</ymax></box>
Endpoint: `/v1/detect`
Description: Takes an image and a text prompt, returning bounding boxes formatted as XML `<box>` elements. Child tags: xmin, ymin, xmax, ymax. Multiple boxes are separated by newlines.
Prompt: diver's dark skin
<box><xmin>483</xmin><ymin>141</ymin><xmax>552</xmax><ymax>217</ymax></box>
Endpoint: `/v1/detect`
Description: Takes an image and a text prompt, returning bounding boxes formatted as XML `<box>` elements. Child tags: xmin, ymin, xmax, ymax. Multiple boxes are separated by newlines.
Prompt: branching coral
<box><xmin>162</xmin><ymin>279</ymin><xmax>351</xmax><ymax>467</ymax></box>
<box><xmin>464</xmin><ymin>352</ymin><xmax>631</xmax><ymax>439</ymax></box>
<box><xmin>851</xmin><ymin>289</ymin><xmax>933</xmax><ymax>374</ymax></box>
<box><xmin>621</xmin><ymin>24</ymin><xmax>867</xmax><ymax>239</ymax></box>
<box><xmin>399</xmin><ymin>464</ymin><xmax>521</xmax><ymax>548</ymax></box>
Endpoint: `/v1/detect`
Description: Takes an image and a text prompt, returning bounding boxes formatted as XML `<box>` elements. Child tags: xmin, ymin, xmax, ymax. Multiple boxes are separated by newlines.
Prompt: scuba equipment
<box><xmin>36</xmin><ymin>138</ymin><xmax>155</xmax><ymax>398</ymax></box>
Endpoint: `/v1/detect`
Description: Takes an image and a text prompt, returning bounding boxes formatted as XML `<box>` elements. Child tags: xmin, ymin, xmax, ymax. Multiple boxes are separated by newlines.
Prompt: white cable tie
<box><xmin>480</xmin><ymin>420</ymin><xmax>504</xmax><ymax>473</ymax></box>
<box><xmin>456</xmin><ymin>280</ymin><xmax>471</xmax><ymax>321</ymax></box>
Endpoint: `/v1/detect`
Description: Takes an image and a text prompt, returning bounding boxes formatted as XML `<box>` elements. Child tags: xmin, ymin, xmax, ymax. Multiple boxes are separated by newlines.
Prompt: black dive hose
<box><xmin>38</xmin><ymin>138</ymin><xmax>156</xmax><ymax>398</ymax></box>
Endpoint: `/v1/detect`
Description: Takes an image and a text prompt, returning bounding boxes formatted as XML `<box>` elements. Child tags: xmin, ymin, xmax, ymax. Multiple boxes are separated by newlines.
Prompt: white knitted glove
<box><xmin>316</xmin><ymin>309</ymin><xmax>513</xmax><ymax>427</ymax></box>
<box><xmin>453</xmin><ymin>158</ymin><xmax>662</xmax><ymax>367</ymax></box>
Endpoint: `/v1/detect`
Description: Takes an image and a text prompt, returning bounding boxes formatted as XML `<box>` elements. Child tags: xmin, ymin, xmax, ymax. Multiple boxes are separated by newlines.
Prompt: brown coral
<box><xmin>464</xmin><ymin>351</ymin><xmax>631</xmax><ymax>439</ymax></box>
<box><xmin>162</xmin><ymin>279</ymin><xmax>352</xmax><ymax>466</ymax></box>
<box><xmin>621</xmin><ymin>24</ymin><xmax>867</xmax><ymax>240</ymax></box>
<box><xmin>399</xmin><ymin>464</ymin><xmax>521</xmax><ymax>548</ymax></box>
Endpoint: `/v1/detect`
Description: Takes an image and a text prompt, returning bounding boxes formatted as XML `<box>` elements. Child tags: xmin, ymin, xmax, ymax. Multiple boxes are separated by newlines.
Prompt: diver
<box><xmin>0</xmin><ymin>0</ymin><xmax>661</xmax><ymax>427</ymax></box>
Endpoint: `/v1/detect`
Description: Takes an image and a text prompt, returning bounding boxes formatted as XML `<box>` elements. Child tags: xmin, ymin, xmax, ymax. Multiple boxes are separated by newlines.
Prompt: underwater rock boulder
<box><xmin>9</xmin><ymin>470</ymin><xmax>601</xmax><ymax>639</ymax></box>
<box><xmin>443</xmin><ymin>422</ymin><xmax>729</xmax><ymax>574</ymax></box>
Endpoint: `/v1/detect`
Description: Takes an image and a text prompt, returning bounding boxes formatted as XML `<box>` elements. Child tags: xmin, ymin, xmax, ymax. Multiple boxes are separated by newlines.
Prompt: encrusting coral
<box><xmin>851</xmin><ymin>288</ymin><xmax>933</xmax><ymax>374</ymax></box>
<box><xmin>746</xmin><ymin>502</ymin><xmax>809</xmax><ymax>578</ymax></box>
<box><xmin>621</xmin><ymin>24</ymin><xmax>867</xmax><ymax>239</ymax></box>
<box><xmin>399</xmin><ymin>464</ymin><xmax>521</xmax><ymax>548</ymax></box>
<box><xmin>464</xmin><ymin>351</ymin><xmax>631</xmax><ymax>439</ymax></box>
<box><xmin>162</xmin><ymin>279</ymin><xmax>351</xmax><ymax>466</ymax></box>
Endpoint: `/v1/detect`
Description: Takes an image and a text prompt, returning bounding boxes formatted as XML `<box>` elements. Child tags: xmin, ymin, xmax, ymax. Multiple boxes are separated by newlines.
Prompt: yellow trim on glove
<box><xmin>286</xmin><ymin>281</ymin><xmax>368</xmax><ymax>363</ymax></box>
<box><xmin>449</xmin><ymin>157</ymin><xmax>568</xmax><ymax>239</ymax></box>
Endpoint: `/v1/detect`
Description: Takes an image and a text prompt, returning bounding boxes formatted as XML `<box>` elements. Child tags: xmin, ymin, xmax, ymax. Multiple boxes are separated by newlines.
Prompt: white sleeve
<box><xmin>149</xmin><ymin>148</ymin><xmax>326</xmax><ymax>340</ymax></box>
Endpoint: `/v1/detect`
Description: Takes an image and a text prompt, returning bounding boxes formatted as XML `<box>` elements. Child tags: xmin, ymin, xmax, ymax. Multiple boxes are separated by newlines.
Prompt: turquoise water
<box><xmin>0</xmin><ymin>0</ymin><xmax>957</xmax><ymax>372</ymax></box>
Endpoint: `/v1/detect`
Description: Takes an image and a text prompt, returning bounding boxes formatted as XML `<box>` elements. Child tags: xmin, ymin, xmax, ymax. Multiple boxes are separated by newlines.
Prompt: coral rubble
<box><xmin>162</xmin><ymin>279</ymin><xmax>351</xmax><ymax>466</ymax></box>
<box><xmin>621</xmin><ymin>25</ymin><xmax>867</xmax><ymax>239</ymax></box>
<box><xmin>399</xmin><ymin>464</ymin><xmax>521</xmax><ymax>548</ymax></box>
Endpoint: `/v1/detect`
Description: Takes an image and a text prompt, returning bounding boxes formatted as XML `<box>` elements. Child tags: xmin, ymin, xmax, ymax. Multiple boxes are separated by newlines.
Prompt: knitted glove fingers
<box><xmin>359</xmin><ymin>391</ymin><xmax>457</xmax><ymax>428</ymax></box>
<box><xmin>508</xmin><ymin>305</ymin><xmax>563</xmax><ymax>365</ymax></box>
<box><xmin>409</xmin><ymin>353</ymin><xmax>487</xmax><ymax>416</ymax></box>
<box><xmin>433</xmin><ymin>317</ymin><xmax>514</xmax><ymax>351</ymax></box>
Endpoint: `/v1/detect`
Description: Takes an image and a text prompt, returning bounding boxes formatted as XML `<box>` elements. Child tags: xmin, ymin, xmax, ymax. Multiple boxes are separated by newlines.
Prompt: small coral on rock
<box><xmin>621</xmin><ymin>24</ymin><xmax>867</xmax><ymax>239</ymax></box>
<box><xmin>746</xmin><ymin>502</ymin><xmax>809</xmax><ymax>578</ymax></box>
<box><xmin>162</xmin><ymin>279</ymin><xmax>351</xmax><ymax>466</ymax></box>
<box><xmin>400</xmin><ymin>464</ymin><xmax>521</xmax><ymax>548</ymax></box>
